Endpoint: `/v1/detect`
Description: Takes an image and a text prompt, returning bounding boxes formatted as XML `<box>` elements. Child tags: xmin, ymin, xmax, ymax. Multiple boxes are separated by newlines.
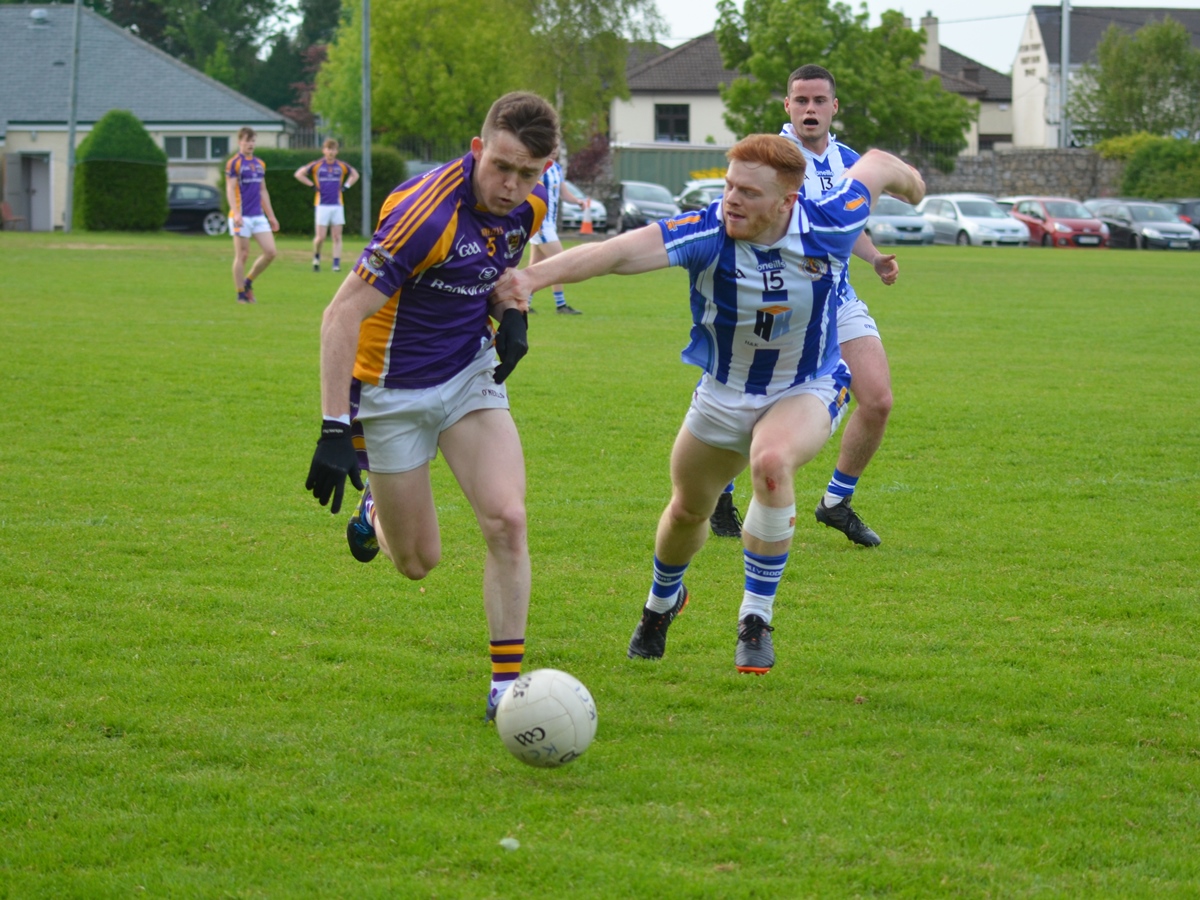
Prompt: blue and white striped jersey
<box><xmin>539</xmin><ymin>160</ymin><xmax>563</xmax><ymax>229</ymax></box>
<box><xmin>780</xmin><ymin>124</ymin><xmax>861</xmax><ymax>199</ymax></box>
<box><xmin>658</xmin><ymin>178</ymin><xmax>872</xmax><ymax>396</ymax></box>
<box><xmin>780</xmin><ymin>124</ymin><xmax>864</xmax><ymax>304</ymax></box>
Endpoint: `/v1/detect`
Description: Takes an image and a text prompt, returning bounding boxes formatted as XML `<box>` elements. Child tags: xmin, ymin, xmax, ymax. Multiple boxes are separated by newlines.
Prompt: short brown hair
<box><xmin>727</xmin><ymin>134</ymin><xmax>807</xmax><ymax>194</ymax></box>
<box><xmin>481</xmin><ymin>92</ymin><xmax>558</xmax><ymax>160</ymax></box>
<box><xmin>322</xmin><ymin>138</ymin><xmax>339</xmax><ymax>150</ymax></box>
<box><xmin>237</xmin><ymin>126</ymin><xmax>256</xmax><ymax>142</ymax></box>
<box><xmin>786</xmin><ymin>64</ymin><xmax>836</xmax><ymax>97</ymax></box>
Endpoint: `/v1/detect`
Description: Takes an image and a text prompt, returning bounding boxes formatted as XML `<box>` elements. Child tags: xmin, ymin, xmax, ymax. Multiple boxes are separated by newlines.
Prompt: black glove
<box><xmin>305</xmin><ymin>418</ymin><xmax>364</xmax><ymax>514</ymax></box>
<box><xmin>493</xmin><ymin>308</ymin><xmax>528</xmax><ymax>385</ymax></box>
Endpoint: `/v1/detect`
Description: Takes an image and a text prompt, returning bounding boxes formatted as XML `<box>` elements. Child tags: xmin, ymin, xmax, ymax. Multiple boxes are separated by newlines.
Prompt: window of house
<box><xmin>655</xmin><ymin>104</ymin><xmax>689</xmax><ymax>143</ymax></box>
<box><xmin>163</xmin><ymin>135</ymin><xmax>234</xmax><ymax>161</ymax></box>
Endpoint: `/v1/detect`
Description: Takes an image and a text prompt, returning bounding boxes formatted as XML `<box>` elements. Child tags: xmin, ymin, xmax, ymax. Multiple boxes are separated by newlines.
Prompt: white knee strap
<box><xmin>742</xmin><ymin>499</ymin><xmax>796</xmax><ymax>543</ymax></box>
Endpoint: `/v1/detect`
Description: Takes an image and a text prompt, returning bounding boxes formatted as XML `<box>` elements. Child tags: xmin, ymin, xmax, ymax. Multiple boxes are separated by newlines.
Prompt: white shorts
<box><xmin>353</xmin><ymin>347</ymin><xmax>510</xmax><ymax>474</ymax></box>
<box><xmin>316</xmin><ymin>204</ymin><xmax>346</xmax><ymax>227</ymax></box>
<box><xmin>530</xmin><ymin>219</ymin><xmax>560</xmax><ymax>245</ymax></box>
<box><xmin>230</xmin><ymin>214</ymin><xmax>272</xmax><ymax>237</ymax></box>
<box><xmin>683</xmin><ymin>364</ymin><xmax>852</xmax><ymax>457</ymax></box>
<box><xmin>836</xmin><ymin>288</ymin><xmax>881</xmax><ymax>343</ymax></box>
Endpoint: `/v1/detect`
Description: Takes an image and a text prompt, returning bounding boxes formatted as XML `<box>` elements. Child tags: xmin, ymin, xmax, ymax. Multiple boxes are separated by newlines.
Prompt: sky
<box><xmin>654</xmin><ymin>0</ymin><xmax>1200</xmax><ymax>75</ymax></box>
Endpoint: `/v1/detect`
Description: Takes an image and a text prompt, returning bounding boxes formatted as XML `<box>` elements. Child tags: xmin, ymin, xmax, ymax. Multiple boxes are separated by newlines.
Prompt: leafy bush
<box><xmin>1120</xmin><ymin>138</ymin><xmax>1200</xmax><ymax>198</ymax></box>
<box><xmin>73</xmin><ymin>110</ymin><xmax>168</xmax><ymax>231</ymax></box>
<box><xmin>253</xmin><ymin>146</ymin><xmax>411</xmax><ymax>235</ymax></box>
<box><xmin>1095</xmin><ymin>132</ymin><xmax>1160</xmax><ymax>162</ymax></box>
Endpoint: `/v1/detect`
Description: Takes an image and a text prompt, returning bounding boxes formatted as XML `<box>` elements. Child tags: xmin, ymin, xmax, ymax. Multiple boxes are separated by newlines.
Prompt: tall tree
<box><xmin>1069</xmin><ymin>17</ymin><xmax>1200</xmax><ymax>143</ymax></box>
<box><xmin>714</xmin><ymin>0</ymin><xmax>974</xmax><ymax>158</ymax></box>
<box><xmin>523</xmin><ymin>0</ymin><xmax>664</xmax><ymax>153</ymax></box>
<box><xmin>313</xmin><ymin>0</ymin><xmax>537</xmax><ymax>149</ymax></box>
<box><xmin>84</xmin><ymin>0</ymin><xmax>282</xmax><ymax>93</ymax></box>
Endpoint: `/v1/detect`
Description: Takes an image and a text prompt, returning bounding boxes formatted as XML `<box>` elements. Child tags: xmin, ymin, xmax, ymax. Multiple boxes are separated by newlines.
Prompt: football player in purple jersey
<box><xmin>225</xmin><ymin>127</ymin><xmax>280</xmax><ymax>304</ymax></box>
<box><xmin>294</xmin><ymin>138</ymin><xmax>359</xmax><ymax>273</ymax></box>
<box><xmin>494</xmin><ymin>135</ymin><xmax>923</xmax><ymax>676</ymax></box>
<box><xmin>305</xmin><ymin>92</ymin><xmax>557</xmax><ymax>720</ymax></box>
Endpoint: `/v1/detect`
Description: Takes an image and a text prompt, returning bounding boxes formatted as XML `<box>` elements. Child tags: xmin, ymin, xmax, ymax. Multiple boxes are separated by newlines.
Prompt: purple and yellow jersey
<box><xmin>306</xmin><ymin>159</ymin><xmax>353</xmax><ymax>206</ymax></box>
<box><xmin>657</xmin><ymin>177</ymin><xmax>872</xmax><ymax>395</ymax></box>
<box><xmin>226</xmin><ymin>153</ymin><xmax>266</xmax><ymax>217</ymax></box>
<box><xmin>352</xmin><ymin>152</ymin><xmax>548</xmax><ymax>390</ymax></box>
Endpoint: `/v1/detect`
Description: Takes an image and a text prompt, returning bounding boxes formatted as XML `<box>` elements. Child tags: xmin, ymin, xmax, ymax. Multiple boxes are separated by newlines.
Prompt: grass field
<box><xmin>2</xmin><ymin>230</ymin><xmax>1199</xmax><ymax>897</ymax></box>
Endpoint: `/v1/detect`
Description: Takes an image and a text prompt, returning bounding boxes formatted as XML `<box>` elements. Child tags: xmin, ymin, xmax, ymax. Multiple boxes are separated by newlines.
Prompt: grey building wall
<box><xmin>925</xmin><ymin>149</ymin><xmax>1124</xmax><ymax>200</ymax></box>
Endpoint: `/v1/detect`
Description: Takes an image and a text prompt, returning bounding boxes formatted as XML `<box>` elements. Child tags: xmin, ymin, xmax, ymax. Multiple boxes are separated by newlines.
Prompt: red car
<box><xmin>1003</xmin><ymin>196</ymin><xmax>1109</xmax><ymax>248</ymax></box>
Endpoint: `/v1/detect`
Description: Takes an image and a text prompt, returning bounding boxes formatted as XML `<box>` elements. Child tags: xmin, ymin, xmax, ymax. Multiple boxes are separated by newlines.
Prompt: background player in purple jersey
<box><xmin>783</xmin><ymin>64</ymin><xmax>900</xmax><ymax>546</ymax></box>
<box><xmin>225</xmin><ymin>127</ymin><xmax>280</xmax><ymax>304</ymax></box>
<box><xmin>494</xmin><ymin>135</ymin><xmax>922</xmax><ymax>676</ymax></box>
<box><xmin>293</xmin><ymin>138</ymin><xmax>359</xmax><ymax>273</ymax></box>
<box><xmin>304</xmin><ymin>92</ymin><xmax>558</xmax><ymax>721</ymax></box>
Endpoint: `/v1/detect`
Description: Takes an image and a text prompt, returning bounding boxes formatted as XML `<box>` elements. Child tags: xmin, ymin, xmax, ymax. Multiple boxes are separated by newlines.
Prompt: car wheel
<box><xmin>1041</xmin><ymin>233</ymin><xmax>1052</xmax><ymax>247</ymax></box>
<box><xmin>956</xmin><ymin>230</ymin><xmax>970</xmax><ymax>246</ymax></box>
<box><xmin>203</xmin><ymin>211</ymin><xmax>227</xmax><ymax>236</ymax></box>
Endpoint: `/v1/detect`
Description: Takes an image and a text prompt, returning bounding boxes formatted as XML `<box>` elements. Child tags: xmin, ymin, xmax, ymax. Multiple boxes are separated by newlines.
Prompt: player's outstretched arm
<box><xmin>493</xmin><ymin>226</ymin><xmax>670</xmax><ymax>307</ymax></box>
<box><xmin>845</xmin><ymin>149</ymin><xmax>925</xmax><ymax>209</ymax></box>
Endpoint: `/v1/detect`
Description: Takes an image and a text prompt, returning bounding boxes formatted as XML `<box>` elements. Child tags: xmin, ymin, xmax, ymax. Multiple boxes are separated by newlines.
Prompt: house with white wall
<box><xmin>1</xmin><ymin>5</ymin><xmax>291</xmax><ymax>231</ymax></box>
<box><xmin>1012</xmin><ymin>5</ymin><xmax>1200</xmax><ymax>148</ymax></box>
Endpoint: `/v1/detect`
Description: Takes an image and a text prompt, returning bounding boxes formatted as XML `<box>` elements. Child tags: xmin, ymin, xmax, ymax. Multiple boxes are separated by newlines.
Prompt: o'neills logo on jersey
<box><xmin>799</xmin><ymin>256</ymin><xmax>829</xmax><ymax>278</ymax></box>
<box><xmin>754</xmin><ymin>304</ymin><xmax>793</xmax><ymax>341</ymax></box>
<box><xmin>666</xmin><ymin>214</ymin><xmax>702</xmax><ymax>231</ymax></box>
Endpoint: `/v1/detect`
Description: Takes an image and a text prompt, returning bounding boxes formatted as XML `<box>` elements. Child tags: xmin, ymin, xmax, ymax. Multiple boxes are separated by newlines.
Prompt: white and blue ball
<box><xmin>495</xmin><ymin>669</ymin><xmax>597</xmax><ymax>767</ymax></box>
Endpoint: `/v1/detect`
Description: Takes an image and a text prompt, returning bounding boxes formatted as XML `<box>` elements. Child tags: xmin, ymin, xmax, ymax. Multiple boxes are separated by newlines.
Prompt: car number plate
<box><xmin>1076</xmin><ymin>235</ymin><xmax>1099</xmax><ymax>245</ymax></box>
<box><xmin>1169</xmin><ymin>240</ymin><xmax>1189</xmax><ymax>248</ymax></box>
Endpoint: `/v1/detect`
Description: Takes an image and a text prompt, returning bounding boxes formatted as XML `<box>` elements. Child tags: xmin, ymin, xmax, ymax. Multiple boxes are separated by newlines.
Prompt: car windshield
<box><xmin>626</xmin><ymin>183</ymin><xmax>675</xmax><ymax>204</ymax></box>
<box><xmin>1043</xmin><ymin>201</ymin><xmax>1093</xmax><ymax>219</ymax></box>
<box><xmin>1128</xmin><ymin>204</ymin><xmax>1177</xmax><ymax>222</ymax></box>
<box><xmin>563</xmin><ymin>181</ymin><xmax>583</xmax><ymax>202</ymax></box>
<box><xmin>874</xmin><ymin>196</ymin><xmax>920</xmax><ymax>216</ymax></box>
<box><xmin>957</xmin><ymin>200</ymin><xmax>1008</xmax><ymax>218</ymax></box>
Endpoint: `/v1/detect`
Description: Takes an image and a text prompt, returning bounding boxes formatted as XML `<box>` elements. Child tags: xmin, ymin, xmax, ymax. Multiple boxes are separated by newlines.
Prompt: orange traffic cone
<box><xmin>579</xmin><ymin>198</ymin><xmax>594</xmax><ymax>235</ymax></box>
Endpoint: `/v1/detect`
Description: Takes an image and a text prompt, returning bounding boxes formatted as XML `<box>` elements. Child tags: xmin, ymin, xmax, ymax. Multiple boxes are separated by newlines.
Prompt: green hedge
<box><xmin>1120</xmin><ymin>138</ymin><xmax>1200</xmax><ymax>199</ymax></box>
<box><xmin>253</xmin><ymin>146</ymin><xmax>411</xmax><ymax>235</ymax></box>
<box><xmin>74</xmin><ymin>110</ymin><xmax>168</xmax><ymax>231</ymax></box>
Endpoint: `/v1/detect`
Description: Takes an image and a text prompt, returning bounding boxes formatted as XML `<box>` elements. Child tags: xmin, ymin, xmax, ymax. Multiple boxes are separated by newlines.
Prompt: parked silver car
<box><xmin>676</xmin><ymin>178</ymin><xmax>725</xmax><ymax>211</ymax></box>
<box><xmin>559</xmin><ymin>179</ymin><xmax>607</xmax><ymax>231</ymax></box>
<box><xmin>865</xmin><ymin>195</ymin><xmax>935</xmax><ymax>245</ymax></box>
<box><xmin>917</xmin><ymin>193</ymin><xmax>1030</xmax><ymax>246</ymax></box>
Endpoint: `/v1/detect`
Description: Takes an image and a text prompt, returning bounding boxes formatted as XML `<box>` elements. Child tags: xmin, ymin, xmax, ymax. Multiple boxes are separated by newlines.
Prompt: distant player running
<box><xmin>781</xmin><ymin>64</ymin><xmax>899</xmax><ymax>546</ymax></box>
<box><xmin>527</xmin><ymin>152</ymin><xmax>586</xmax><ymax>315</ymax></box>
<box><xmin>495</xmin><ymin>135</ymin><xmax>923</xmax><ymax>674</ymax></box>
<box><xmin>225</xmin><ymin>127</ymin><xmax>279</xmax><ymax>304</ymax></box>
<box><xmin>294</xmin><ymin>139</ymin><xmax>359</xmax><ymax>273</ymax></box>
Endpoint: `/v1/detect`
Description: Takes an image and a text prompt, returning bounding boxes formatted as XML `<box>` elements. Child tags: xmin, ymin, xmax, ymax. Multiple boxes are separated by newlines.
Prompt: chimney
<box><xmin>921</xmin><ymin>12</ymin><xmax>940</xmax><ymax>72</ymax></box>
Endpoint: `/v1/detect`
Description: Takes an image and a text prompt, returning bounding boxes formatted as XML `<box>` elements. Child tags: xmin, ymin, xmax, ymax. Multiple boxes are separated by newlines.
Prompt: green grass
<box><xmin>2</xmin><ymin>230</ymin><xmax>1199</xmax><ymax>897</ymax></box>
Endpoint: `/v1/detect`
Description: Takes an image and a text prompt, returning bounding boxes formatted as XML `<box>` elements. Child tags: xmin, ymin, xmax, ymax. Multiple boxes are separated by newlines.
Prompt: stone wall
<box><xmin>924</xmin><ymin>149</ymin><xmax>1125</xmax><ymax>200</ymax></box>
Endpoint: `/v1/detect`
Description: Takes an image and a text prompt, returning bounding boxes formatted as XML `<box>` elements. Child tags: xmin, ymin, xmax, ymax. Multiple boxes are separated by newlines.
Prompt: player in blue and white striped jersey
<box><xmin>528</xmin><ymin>154</ymin><xmax>587</xmax><ymax>314</ymax></box>
<box><xmin>493</xmin><ymin>134</ymin><xmax>924</xmax><ymax>675</ymax></box>
<box><xmin>780</xmin><ymin>64</ymin><xmax>902</xmax><ymax>548</ymax></box>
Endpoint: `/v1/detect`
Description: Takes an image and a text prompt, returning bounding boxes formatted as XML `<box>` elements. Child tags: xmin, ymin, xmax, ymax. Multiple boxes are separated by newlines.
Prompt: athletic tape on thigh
<box><xmin>742</xmin><ymin>499</ymin><xmax>797</xmax><ymax>543</ymax></box>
